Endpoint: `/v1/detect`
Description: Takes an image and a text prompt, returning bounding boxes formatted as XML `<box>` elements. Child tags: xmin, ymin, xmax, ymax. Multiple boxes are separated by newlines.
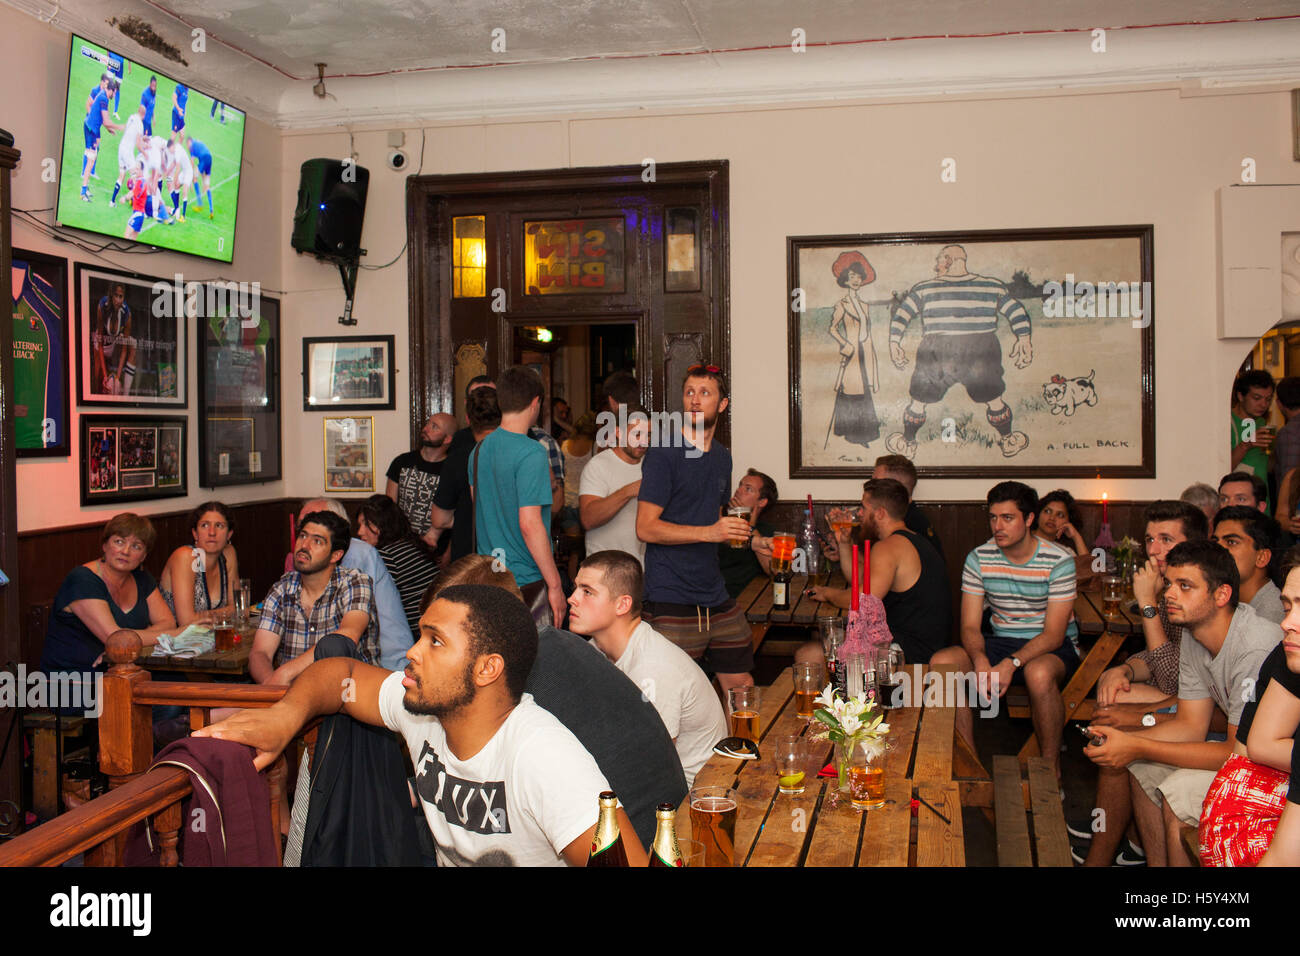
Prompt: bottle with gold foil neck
<box><xmin>648</xmin><ymin>803</ymin><xmax>684</xmax><ymax>867</ymax></box>
<box><xmin>587</xmin><ymin>791</ymin><xmax>630</xmax><ymax>867</ymax></box>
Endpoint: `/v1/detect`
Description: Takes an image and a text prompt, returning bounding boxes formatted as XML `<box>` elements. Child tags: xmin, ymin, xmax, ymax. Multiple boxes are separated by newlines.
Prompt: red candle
<box><xmin>1102</xmin><ymin>493</ymin><xmax>1109</xmax><ymax>524</ymax></box>
<box><xmin>851</xmin><ymin>542</ymin><xmax>860</xmax><ymax>611</ymax></box>
<box><xmin>863</xmin><ymin>541</ymin><xmax>871</xmax><ymax>595</ymax></box>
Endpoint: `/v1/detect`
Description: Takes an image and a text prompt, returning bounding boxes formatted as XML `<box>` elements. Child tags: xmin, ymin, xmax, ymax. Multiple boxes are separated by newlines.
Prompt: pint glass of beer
<box><xmin>793</xmin><ymin>662</ymin><xmax>823</xmax><ymax>717</ymax></box>
<box><xmin>727</xmin><ymin>686</ymin><xmax>761</xmax><ymax>741</ymax></box>
<box><xmin>1102</xmin><ymin>575</ymin><xmax>1124</xmax><ymax>620</ymax></box>
<box><xmin>770</xmin><ymin>532</ymin><xmax>795</xmax><ymax>573</ymax></box>
<box><xmin>213</xmin><ymin>610</ymin><xmax>236</xmax><ymax>652</ymax></box>
<box><xmin>689</xmin><ymin>786</ymin><xmax>739</xmax><ymax>866</ymax></box>
<box><xmin>726</xmin><ymin>506</ymin><xmax>752</xmax><ymax>548</ymax></box>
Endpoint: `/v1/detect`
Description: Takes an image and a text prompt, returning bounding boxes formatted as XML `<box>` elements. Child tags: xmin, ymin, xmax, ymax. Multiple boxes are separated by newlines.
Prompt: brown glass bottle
<box><xmin>587</xmin><ymin>791</ymin><xmax>630</xmax><ymax>867</ymax></box>
<box><xmin>648</xmin><ymin>803</ymin><xmax>684</xmax><ymax>867</ymax></box>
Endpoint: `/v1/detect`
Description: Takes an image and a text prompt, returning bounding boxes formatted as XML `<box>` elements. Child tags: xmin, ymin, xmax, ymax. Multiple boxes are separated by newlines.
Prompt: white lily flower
<box><xmin>859</xmin><ymin>738</ymin><xmax>887</xmax><ymax>762</ymax></box>
<box><xmin>814</xmin><ymin>684</ymin><xmax>836</xmax><ymax>709</ymax></box>
<box><xmin>840</xmin><ymin>713</ymin><xmax>863</xmax><ymax>736</ymax></box>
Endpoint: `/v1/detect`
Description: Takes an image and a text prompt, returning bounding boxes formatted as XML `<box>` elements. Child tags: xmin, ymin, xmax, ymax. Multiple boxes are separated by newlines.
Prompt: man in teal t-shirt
<box><xmin>1230</xmin><ymin>370</ymin><xmax>1275</xmax><ymax>511</ymax></box>
<box><xmin>467</xmin><ymin>365</ymin><xmax>566</xmax><ymax>625</ymax></box>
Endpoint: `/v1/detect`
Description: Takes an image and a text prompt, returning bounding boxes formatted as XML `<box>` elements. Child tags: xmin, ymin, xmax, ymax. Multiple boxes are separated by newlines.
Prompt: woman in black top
<box><xmin>356</xmin><ymin>494</ymin><xmax>440</xmax><ymax>636</ymax></box>
<box><xmin>40</xmin><ymin>512</ymin><xmax>178</xmax><ymax>675</ymax></box>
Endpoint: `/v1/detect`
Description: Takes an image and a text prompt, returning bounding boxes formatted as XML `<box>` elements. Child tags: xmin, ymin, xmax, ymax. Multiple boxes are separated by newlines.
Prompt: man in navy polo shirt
<box><xmin>636</xmin><ymin>365</ymin><xmax>756</xmax><ymax>691</ymax></box>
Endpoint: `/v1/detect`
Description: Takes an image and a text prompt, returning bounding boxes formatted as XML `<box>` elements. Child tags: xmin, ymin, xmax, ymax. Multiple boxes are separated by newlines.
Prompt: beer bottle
<box><xmin>772</xmin><ymin>567</ymin><xmax>792</xmax><ymax>611</ymax></box>
<box><xmin>587</xmin><ymin>791</ymin><xmax>630</xmax><ymax>867</ymax></box>
<box><xmin>648</xmin><ymin>803</ymin><xmax>684</xmax><ymax>867</ymax></box>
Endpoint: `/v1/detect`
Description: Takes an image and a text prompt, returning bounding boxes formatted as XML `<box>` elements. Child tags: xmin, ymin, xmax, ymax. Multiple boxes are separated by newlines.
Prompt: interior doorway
<box><xmin>512</xmin><ymin>319</ymin><xmax>637</xmax><ymax>435</ymax></box>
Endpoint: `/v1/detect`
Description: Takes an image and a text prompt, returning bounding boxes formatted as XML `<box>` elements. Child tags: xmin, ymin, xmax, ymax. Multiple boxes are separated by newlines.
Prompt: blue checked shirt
<box><xmin>528</xmin><ymin>426</ymin><xmax>565</xmax><ymax>488</ymax></box>
<box><xmin>259</xmin><ymin>565</ymin><xmax>379</xmax><ymax>667</ymax></box>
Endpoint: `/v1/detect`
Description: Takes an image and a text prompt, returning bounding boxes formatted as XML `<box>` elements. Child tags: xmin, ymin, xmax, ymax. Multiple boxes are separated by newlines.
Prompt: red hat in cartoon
<box><xmin>831</xmin><ymin>251</ymin><xmax>875</xmax><ymax>284</ymax></box>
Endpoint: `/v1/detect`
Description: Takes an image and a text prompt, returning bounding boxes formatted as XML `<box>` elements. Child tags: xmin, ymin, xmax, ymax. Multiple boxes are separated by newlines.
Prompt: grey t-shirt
<box><xmin>1248</xmin><ymin>579</ymin><xmax>1285</xmax><ymax>626</ymax></box>
<box><xmin>1178</xmin><ymin>602</ymin><xmax>1281</xmax><ymax>725</ymax></box>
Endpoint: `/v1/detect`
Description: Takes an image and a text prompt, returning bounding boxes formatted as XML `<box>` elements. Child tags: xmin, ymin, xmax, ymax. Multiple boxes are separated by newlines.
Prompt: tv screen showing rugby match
<box><xmin>56</xmin><ymin>34</ymin><xmax>245</xmax><ymax>264</ymax></box>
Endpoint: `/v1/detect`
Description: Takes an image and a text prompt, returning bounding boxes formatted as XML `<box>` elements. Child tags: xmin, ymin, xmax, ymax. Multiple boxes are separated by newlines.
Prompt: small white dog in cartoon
<box><xmin>1043</xmin><ymin>370</ymin><xmax>1098</xmax><ymax>417</ymax></box>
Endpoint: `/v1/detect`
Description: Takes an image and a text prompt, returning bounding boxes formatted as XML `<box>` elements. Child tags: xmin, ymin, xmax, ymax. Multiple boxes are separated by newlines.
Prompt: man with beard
<box><xmin>580</xmin><ymin>406</ymin><xmax>651</xmax><ymax>564</ymax></box>
<box><xmin>1084</xmin><ymin>540</ymin><xmax>1279</xmax><ymax>866</ymax></box>
<box><xmin>637</xmin><ymin>365</ymin><xmax>756</xmax><ymax>691</ymax></box>
<box><xmin>198</xmin><ymin>584</ymin><xmax>644</xmax><ymax>866</ymax></box>
<box><xmin>386</xmin><ymin>412</ymin><xmax>456</xmax><ymax>549</ymax></box>
<box><xmin>250</xmin><ymin>510</ymin><xmax>378</xmax><ymax>684</ymax></box>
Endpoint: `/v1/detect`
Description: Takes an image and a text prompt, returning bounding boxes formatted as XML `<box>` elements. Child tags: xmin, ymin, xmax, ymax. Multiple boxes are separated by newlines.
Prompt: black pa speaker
<box><xmin>291</xmin><ymin>158</ymin><xmax>369</xmax><ymax>260</ymax></box>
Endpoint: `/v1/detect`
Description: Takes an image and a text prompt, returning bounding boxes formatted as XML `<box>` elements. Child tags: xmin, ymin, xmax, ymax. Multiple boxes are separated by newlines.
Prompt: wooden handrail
<box><xmin>132</xmin><ymin>682</ymin><xmax>288</xmax><ymax>708</ymax></box>
<box><xmin>0</xmin><ymin>766</ymin><xmax>192</xmax><ymax>867</ymax></box>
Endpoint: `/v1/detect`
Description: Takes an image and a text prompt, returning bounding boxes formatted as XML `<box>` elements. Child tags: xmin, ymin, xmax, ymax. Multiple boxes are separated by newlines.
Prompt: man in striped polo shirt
<box><xmin>885</xmin><ymin>244</ymin><xmax>1033</xmax><ymax>460</ymax></box>
<box><xmin>931</xmin><ymin>481</ymin><xmax>1079</xmax><ymax>782</ymax></box>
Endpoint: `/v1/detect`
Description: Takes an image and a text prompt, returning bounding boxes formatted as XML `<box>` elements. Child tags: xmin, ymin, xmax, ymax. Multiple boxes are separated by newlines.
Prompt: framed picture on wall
<box><xmin>303</xmin><ymin>335</ymin><xmax>395</xmax><ymax>411</ymax></box>
<box><xmin>79</xmin><ymin>414</ymin><xmax>188</xmax><ymax>505</ymax></box>
<box><xmin>74</xmin><ymin>263</ymin><xmax>187</xmax><ymax>407</ymax></box>
<box><xmin>12</xmin><ymin>248</ymin><xmax>70</xmax><ymax>456</ymax></box>
<box><xmin>323</xmin><ymin>416</ymin><xmax>374</xmax><ymax>492</ymax></box>
<box><xmin>787</xmin><ymin>225</ymin><xmax>1155</xmax><ymax>478</ymax></box>
<box><xmin>197</xmin><ymin>289</ymin><xmax>282</xmax><ymax>487</ymax></box>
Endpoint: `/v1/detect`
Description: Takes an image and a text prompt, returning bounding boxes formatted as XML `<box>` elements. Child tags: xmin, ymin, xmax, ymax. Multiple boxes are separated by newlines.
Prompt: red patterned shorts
<box><xmin>1199</xmin><ymin>753</ymin><xmax>1289</xmax><ymax>867</ymax></box>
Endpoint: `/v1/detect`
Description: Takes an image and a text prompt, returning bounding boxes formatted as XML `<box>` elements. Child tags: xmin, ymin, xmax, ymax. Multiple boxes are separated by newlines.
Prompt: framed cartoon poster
<box><xmin>787</xmin><ymin>225</ymin><xmax>1154</xmax><ymax>478</ymax></box>
<box><xmin>74</xmin><ymin>263</ymin><xmax>187</xmax><ymax>407</ymax></box>
<box><xmin>79</xmin><ymin>414</ymin><xmax>187</xmax><ymax>505</ymax></box>
<box><xmin>12</xmin><ymin>249</ymin><xmax>70</xmax><ymax>456</ymax></box>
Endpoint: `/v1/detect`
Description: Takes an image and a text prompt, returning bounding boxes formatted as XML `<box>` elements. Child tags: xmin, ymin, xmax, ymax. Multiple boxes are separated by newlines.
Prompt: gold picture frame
<box><xmin>323</xmin><ymin>415</ymin><xmax>374</xmax><ymax>493</ymax></box>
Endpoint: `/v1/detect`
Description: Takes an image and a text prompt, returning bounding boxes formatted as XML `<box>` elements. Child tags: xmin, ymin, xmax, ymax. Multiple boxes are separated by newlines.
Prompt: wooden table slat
<box><xmin>992</xmin><ymin>755</ymin><xmax>1032</xmax><ymax>867</ymax></box>
<box><xmin>744</xmin><ymin>783</ymin><xmax>823</xmax><ymax>866</ymax></box>
<box><xmin>1026</xmin><ymin>757</ymin><xmax>1072</xmax><ymax>867</ymax></box>
<box><xmin>912</xmin><ymin>706</ymin><xmax>955</xmax><ymax>786</ymax></box>
<box><xmin>857</xmin><ymin>774</ymin><xmax>913</xmax><ymax>867</ymax></box>
<box><xmin>735</xmin><ymin>574</ymin><xmax>770</xmax><ymax>617</ymax></box>
<box><xmin>882</xmin><ymin>705</ymin><xmax>920</xmax><ymax>779</ymax></box>
<box><xmin>802</xmin><ymin>787</ymin><xmax>867</xmax><ymax>867</ymax></box>
<box><xmin>754</xmin><ymin>668</ymin><xmax>794</xmax><ymax>743</ymax></box>
<box><xmin>915</xmin><ymin>782</ymin><xmax>964</xmax><ymax>866</ymax></box>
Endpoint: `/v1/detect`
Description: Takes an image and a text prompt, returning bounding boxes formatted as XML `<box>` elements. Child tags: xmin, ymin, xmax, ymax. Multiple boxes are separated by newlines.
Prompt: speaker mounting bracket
<box><xmin>335</xmin><ymin>252</ymin><xmax>364</xmax><ymax>326</ymax></box>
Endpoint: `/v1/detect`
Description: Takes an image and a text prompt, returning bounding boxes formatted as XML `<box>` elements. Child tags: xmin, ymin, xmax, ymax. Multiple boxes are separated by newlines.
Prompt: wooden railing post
<box><xmin>154</xmin><ymin>801</ymin><xmax>182</xmax><ymax>867</ymax></box>
<box><xmin>97</xmin><ymin>632</ymin><xmax>153</xmax><ymax>865</ymax></box>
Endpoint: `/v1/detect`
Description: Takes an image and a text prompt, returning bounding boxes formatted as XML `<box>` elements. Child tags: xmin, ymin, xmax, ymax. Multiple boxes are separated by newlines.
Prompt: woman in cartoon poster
<box><xmin>826</xmin><ymin>251</ymin><xmax>880</xmax><ymax>450</ymax></box>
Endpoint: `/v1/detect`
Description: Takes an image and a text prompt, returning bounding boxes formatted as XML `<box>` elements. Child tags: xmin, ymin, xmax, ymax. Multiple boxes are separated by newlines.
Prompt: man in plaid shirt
<box><xmin>250</xmin><ymin>510</ymin><xmax>379</xmax><ymax>684</ymax></box>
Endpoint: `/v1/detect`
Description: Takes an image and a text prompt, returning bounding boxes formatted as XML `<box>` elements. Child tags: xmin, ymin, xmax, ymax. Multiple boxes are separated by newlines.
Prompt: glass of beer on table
<box><xmin>770</xmin><ymin>532</ymin><xmax>796</xmax><ymax>573</ymax></box>
<box><xmin>689</xmin><ymin>786</ymin><xmax>739</xmax><ymax>866</ymax></box>
<box><xmin>1102</xmin><ymin>575</ymin><xmax>1124</xmax><ymax>620</ymax></box>
<box><xmin>847</xmin><ymin>742</ymin><xmax>887</xmax><ymax>811</ymax></box>
<box><xmin>726</xmin><ymin>506</ymin><xmax>752</xmax><ymax>549</ymax></box>
<box><xmin>793</xmin><ymin>662</ymin><xmax>823</xmax><ymax>717</ymax></box>
<box><xmin>727</xmin><ymin>686</ymin><xmax>761</xmax><ymax>741</ymax></box>
<box><xmin>213</xmin><ymin>609</ymin><xmax>236</xmax><ymax>652</ymax></box>
<box><xmin>826</xmin><ymin>506</ymin><xmax>862</xmax><ymax>541</ymax></box>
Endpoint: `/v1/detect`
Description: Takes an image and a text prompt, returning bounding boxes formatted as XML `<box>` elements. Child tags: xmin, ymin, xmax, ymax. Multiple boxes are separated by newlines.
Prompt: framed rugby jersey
<box><xmin>787</xmin><ymin>226</ymin><xmax>1154</xmax><ymax>478</ymax></box>
<box><xmin>12</xmin><ymin>249</ymin><xmax>69</xmax><ymax>457</ymax></box>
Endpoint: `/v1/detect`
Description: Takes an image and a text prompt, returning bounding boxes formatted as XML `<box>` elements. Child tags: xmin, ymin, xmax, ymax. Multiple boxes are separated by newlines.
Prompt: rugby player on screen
<box><xmin>140</xmin><ymin>75</ymin><xmax>158</xmax><ymax>137</ymax></box>
<box><xmin>80</xmin><ymin>73</ymin><xmax>120</xmax><ymax>198</ymax></box>
<box><xmin>187</xmin><ymin>136</ymin><xmax>215</xmax><ymax>219</ymax></box>
<box><xmin>111</xmin><ymin>105</ymin><xmax>146</xmax><ymax>206</ymax></box>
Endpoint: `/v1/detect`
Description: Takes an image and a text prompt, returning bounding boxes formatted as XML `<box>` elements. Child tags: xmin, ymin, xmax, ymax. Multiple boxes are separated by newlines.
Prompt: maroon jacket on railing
<box><xmin>124</xmin><ymin>737</ymin><xmax>279</xmax><ymax>867</ymax></box>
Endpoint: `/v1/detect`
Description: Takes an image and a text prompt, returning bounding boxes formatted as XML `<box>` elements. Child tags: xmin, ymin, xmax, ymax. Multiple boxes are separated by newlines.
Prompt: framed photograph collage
<box><xmin>61</xmin><ymin>262</ymin><xmax>283</xmax><ymax>503</ymax></box>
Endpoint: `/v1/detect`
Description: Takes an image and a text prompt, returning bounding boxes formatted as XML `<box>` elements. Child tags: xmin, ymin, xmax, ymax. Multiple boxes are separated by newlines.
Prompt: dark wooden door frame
<box><xmin>405</xmin><ymin>160</ymin><xmax>729</xmax><ymax>440</ymax></box>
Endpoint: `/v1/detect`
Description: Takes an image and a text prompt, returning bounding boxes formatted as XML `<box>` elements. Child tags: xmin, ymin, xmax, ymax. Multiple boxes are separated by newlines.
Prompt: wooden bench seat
<box><xmin>992</xmin><ymin>754</ymin><xmax>1071</xmax><ymax>866</ymax></box>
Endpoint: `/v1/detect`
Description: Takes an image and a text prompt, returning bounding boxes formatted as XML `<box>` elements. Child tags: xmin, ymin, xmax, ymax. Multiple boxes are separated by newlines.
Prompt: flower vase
<box><xmin>835</xmin><ymin>739</ymin><xmax>854</xmax><ymax>792</ymax></box>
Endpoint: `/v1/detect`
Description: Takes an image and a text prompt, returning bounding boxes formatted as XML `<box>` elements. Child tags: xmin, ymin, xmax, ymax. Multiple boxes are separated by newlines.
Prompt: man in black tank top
<box><xmin>805</xmin><ymin>478</ymin><xmax>952</xmax><ymax>664</ymax></box>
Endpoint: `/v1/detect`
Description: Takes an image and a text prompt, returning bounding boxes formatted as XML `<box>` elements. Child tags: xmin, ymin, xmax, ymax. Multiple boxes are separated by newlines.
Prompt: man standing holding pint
<box><xmin>637</xmin><ymin>365</ymin><xmax>756</xmax><ymax>690</ymax></box>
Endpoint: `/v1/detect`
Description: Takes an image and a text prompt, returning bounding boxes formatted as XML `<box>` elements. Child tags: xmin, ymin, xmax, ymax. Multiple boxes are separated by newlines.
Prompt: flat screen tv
<box><xmin>56</xmin><ymin>34</ymin><xmax>245</xmax><ymax>264</ymax></box>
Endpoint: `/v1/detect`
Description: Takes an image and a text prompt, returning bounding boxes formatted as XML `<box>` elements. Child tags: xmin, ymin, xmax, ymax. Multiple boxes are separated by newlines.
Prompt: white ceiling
<box><xmin>8</xmin><ymin>0</ymin><xmax>1300</xmax><ymax>127</ymax></box>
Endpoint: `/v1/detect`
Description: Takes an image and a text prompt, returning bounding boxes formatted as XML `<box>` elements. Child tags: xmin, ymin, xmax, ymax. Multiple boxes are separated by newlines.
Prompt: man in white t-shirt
<box><xmin>198</xmin><ymin>583</ymin><xmax>646</xmax><ymax>866</ymax></box>
<box><xmin>567</xmin><ymin>550</ymin><xmax>728</xmax><ymax>785</ymax></box>
<box><xmin>580</xmin><ymin>407</ymin><xmax>650</xmax><ymax>564</ymax></box>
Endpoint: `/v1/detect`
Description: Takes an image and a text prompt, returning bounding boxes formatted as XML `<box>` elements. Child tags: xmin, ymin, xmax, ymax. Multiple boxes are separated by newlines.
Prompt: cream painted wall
<box><xmin>283</xmin><ymin>85</ymin><xmax>1293</xmax><ymax>507</ymax></box>
<box><xmin>4</xmin><ymin>6</ymin><xmax>283</xmax><ymax>532</ymax></box>
<box><xmin>7</xmin><ymin>0</ymin><xmax>1294</xmax><ymax>532</ymax></box>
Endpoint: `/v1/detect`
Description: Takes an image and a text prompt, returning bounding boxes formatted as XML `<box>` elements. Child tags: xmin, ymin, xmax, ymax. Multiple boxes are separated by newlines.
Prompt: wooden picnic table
<box><xmin>736</xmin><ymin>570</ymin><xmax>845</xmax><ymax>650</ymax></box>
<box><xmin>676</xmin><ymin>667</ymin><xmax>990</xmax><ymax>866</ymax></box>
<box><xmin>136</xmin><ymin>622</ymin><xmax>255</xmax><ymax>681</ymax></box>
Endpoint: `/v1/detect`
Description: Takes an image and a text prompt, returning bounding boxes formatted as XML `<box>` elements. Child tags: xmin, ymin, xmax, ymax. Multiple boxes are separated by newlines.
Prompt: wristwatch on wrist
<box><xmin>1010</xmin><ymin>656</ymin><xmax>1023</xmax><ymax>669</ymax></box>
<box><xmin>1141</xmin><ymin>712</ymin><xmax>1157</xmax><ymax>727</ymax></box>
<box><xmin>1141</xmin><ymin>604</ymin><xmax>1158</xmax><ymax>619</ymax></box>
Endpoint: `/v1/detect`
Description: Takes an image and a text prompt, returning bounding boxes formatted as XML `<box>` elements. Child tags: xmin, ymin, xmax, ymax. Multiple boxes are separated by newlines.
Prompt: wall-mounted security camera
<box><xmin>386</xmin><ymin>149</ymin><xmax>408</xmax><ymax>171</ymax></box>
